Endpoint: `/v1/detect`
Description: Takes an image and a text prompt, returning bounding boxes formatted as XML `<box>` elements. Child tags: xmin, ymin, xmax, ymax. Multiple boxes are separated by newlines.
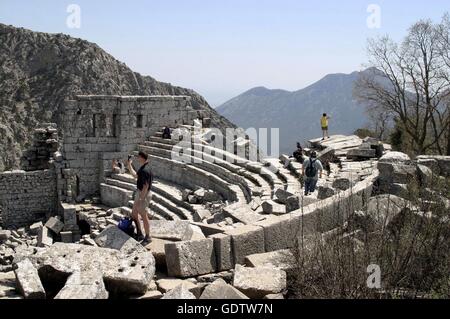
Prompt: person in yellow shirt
<box><xmin>321</xmin><ymin>113</ymin><xmax>330</xmax><ymax>140</ymax></box>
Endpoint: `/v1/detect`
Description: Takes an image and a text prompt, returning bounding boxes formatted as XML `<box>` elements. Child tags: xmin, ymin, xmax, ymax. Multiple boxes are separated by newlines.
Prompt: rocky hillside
<box><xmin>216</xmin><ymin>71</ymin><xmax>371</xmax><ymax>155</ymax></box>
<box><xmin>0</xmin><ymin>23</ymin><xmax>235</xmax><ymax>171</ymax></box>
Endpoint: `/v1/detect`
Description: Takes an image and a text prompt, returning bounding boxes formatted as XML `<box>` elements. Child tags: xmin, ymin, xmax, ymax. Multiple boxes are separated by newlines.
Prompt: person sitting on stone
<box><xmin>112</xmin><ymin>159</ymin><xmax>125</xmax><ymax>174</ymax></box>
<box><xmin>302</xmin><ymin>151</ymin><xmax>323</xmax><ymax>196</ymax></box>
<box><xmin>293</xmin><ymin>142</ymin><xmax>304</xmax><ymax>164</ymax></box>
<box><xmin>162</xmin><ymin>126</ymin><xmax>171</xmax><ymax>139</ymax></box>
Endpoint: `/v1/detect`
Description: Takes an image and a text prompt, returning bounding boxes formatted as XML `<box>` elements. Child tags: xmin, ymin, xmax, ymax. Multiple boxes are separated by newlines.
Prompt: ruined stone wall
<box><xmin>61</xmin><ymin>95</ymin><xmax>202</xmax><ymax>196</ymax></box>
<box><xmin>0</xmin><ymin>169</ymin><xmax>58</xmax><ymax>228</ymax></box>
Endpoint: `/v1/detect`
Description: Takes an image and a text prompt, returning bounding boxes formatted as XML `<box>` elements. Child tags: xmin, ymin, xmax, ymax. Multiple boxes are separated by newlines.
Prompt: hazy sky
<box><xmin>0</xmin><ymin>0</ymin><xmax>448</xmax><ymax>106</ymax></box>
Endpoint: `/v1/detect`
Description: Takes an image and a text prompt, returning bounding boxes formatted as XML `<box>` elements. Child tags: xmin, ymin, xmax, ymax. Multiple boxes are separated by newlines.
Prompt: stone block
<box><xmin>156</xmin><ymin>278</ymin><xmax>202</xmax><ymax>298</ymax></box>
<box><xmin>62</xmin><ymin>204</ymin><xmax>77</xmax><ymax>225</ymax></box>
<box><xmin>210</xmin><ymin>233</ymin><xmax>234</xmax><ymax>271</ymax></box>
<box><xmin>262</xmin><ymin>200</ymin><xmax>286</xmax><ymax>215</ymax></box>
<box><xmin>274</xmin><ymin>188</ymin><xmax>295</xmax><ymax>204</ymax></box>
<box><xmin>144</xmin><ymin>238</ymin><xmax>171</xmax><ymax>267</ymax></box>
<box><xmin>60</xmin><ymin>231</ymin><xmax>73</xmax><ymax>243</ymax></box>
<box><xmin>14</xmin><ymin>259</ymin><xmax>46</xmax><ymax>299</ymax></box>
<box><xmin>0</xmin><ymin>230</ymin><xmax>11</xmax><ymax>242</ymax></box>
<box><xmin>29</xmin><ymin>222</ymin><xmax>43</xmax><ymax>236</ymax></box>
<box><xmin>55</xmin><ymin>271</ymin><xmax>108</xmax><ymax>299</ymax></box>
<box><xmin>45</xmin><ymin>217</ymin><xmax>65</xmax><ymax>234</ymax></box>
<box><xmin>200</xmin><ymin>278</ymin><xmax>249</xmax><ymax>299</ymax></box>
<box><xmin>16</xmin><ymin>243</ymin><xmax>155</xmax><ymax>295</ymax></box>
<box><xmin>232</xmin><ymin>265</ymin><xmax>286</xmax><ymax>299</ymax></box>
<box><xmin>37</xmin><ymin>226</ymin><xmax>53</xmax><ymax>247</ymax></box>
<box><xmin>165</xmin><ymin>239</ymin><xmax>216</xmax><ymax>278</ymax></box>
<box><xmin>150</xmin><ymin>220</ymin><xmax>193</xmax><ymax>241</ymax></box>
<box><xmin>244</xmin><ymin>249</ymin><xmax>296</xmax><ymax>271</ymax></box>
<box><xmin>161</xmin><ymin>283</ymin><xmax>196</xmax><ymax>299</ymax></box>
<box><xmin>95</xmin><ymin>226</ymin><xmax>145</xmax><ymax>254</ymax></box>
<box><xmin>225</xmin><ymin>225</ymin><xmax>265</xmax><ymax>265</ymax></box>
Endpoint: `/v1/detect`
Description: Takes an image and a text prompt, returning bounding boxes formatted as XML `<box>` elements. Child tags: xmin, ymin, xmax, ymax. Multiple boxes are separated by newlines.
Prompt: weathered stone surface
<box><xmin>416</xmin><ymin>164</ymin><xmax>434</xmax><ymax>186</ymax></box>
<box><xmin>379</xmin><ymin>151</ymin><xmax>411</xmax><ymax>163</ymax></box>
<box><xmin>210</xmin><ymin>233</ymin><xmax>233</xmax><ymax>271</ymax></box>
<box><xmin>417</xmin><ymin>155</ymin><xmax>450</xmax><ymax>177</ymax></box>
<box><xmin>29</xmin><ymin>222</ymin><xmax>43</xmax><ymax>236</ymax></box>
<box><xmin>225</xmin><ymin>225</ymin><xmax>265</xmax><ymax>265</ymax></box>
<box><xmin>318</xmin><ymin>184</ymin><xmax>335</xmax><ymax>199</ymax></box>
<box><xmin>200</xmin><ymin>278</ymin><xmax>249</xmax><ymax>299</ymax></box>
<box><xmin>0</xmin><ymin>271</ymin><xmax>20</xmax><ymax>299</ymax></box>
<box><xmin>274</xmin><ymin>188</ymin><xmax>295</xmax><ymax>204</ymax></box>
<box><xmin>150</xmin><ymin>220</ymin><xmax>193</xmax><ymax>241</ymax></box>
<box><xmin>14</xmin><ymin>259</ymin><xmax>46</xmax><ymax>299</ymax></box>
<box><xmin>161</xmin><ymin>283</ymin><xmax>196</xmax><ymax>299</ymax></box>
<box><xmin>55</xmin><ymin>271</ymin><xmax>108</xmax><ymax>299</ymax></box>
<box><xmin>262</xmin><ymin>200</ymin><xmax>286</xmax><ymax>215</ymax></box>
<box><xmin>285</xmin><ymin>196</ymin><xmax>300</xmax><ymax>212</ymax></box>
<box><xmin>332</xmin><ymin>177</ymin><xmax>354</xmax><ymax>191</ymax></box>
<box><xmin>362</xmin><ymin>194</ymin><xmax>411</xmax><ymax>231</ymax></box>
<box><xmin>14</xmin><ymin>243</ymin><xmax>155</xmax><ymax>295</ymax></box>
<box><xmin>95</xmin><ymin>225</ymin><xmax>145</xmax><ymax>254</ymax></box>
<box><xmin>416</xmin><ymin>157</ymin><xmax>440</xmax><ymax>175</ymax></box>
<box><xmin>156</xmin><ymin>278</ymin><xmax>202</xmax><ymax>297</ymax></box>
<box><xmin>244</xmin><ymin>249</ymin><xmax>295</xmax><ymax>271</ymax></box>
<box><xmin>233</xmin><ymin>265</ymin><xmax>286</xmax><ymax>299</ymax></box>
<box><xmin>165</xmin><ymin>239</ymin><xmax>216</xmax><ymax>278</ymax></box>
<box><xmin>0</xmin><ymin>230</ymin><xmax>11</xmax><ymax>242</ymax></box>
<box><xmin>62</xmin><ymin>203</ymin><xmax>77</xmax><ymax>225</ymax></box>
<box><xmin>346</xmin><ymin>148</ymin><xmax>376</xmax><ymax>159</ymax></box>
<box><xmin>45</xmin><ymin>216</ymin><xmax>65</xmax><ymax>234</ymax></box>
<box><xmin>37</xmin><ymin>226</ymin><xmax>53</xmax><ymax>247</ymax></box>
<box><xmin>60</xmin><ymin>231</ymin><xmax>73</xmax><ymax>243</ymax></box>
<box><xmin>223</xmin><ymin>203</ymin><xmax>265</xmax><ymax>224</ymax></box>
<box><xmin>145</xmin><ymin>238</ymin><xmax>172</xmax><ymax>267</ymax></box>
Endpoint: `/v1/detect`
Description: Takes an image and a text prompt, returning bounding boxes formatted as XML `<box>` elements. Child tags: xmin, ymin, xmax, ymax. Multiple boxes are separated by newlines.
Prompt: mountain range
<box><xmin>0</xmin><ymin>23</ymin><xmax>235</xmax><ymax>171</ymax></box>
<box><xmin>216</xmin><ymin>70</ymin><xmax>371</xmax><ymax>155</ymax></box>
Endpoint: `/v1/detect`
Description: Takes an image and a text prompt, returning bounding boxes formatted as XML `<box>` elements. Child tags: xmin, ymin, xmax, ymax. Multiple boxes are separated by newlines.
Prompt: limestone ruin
<box><xmin>1</xmin><ymin>95</ymin><xmax>450</xmax><ymax>299</ymax></box>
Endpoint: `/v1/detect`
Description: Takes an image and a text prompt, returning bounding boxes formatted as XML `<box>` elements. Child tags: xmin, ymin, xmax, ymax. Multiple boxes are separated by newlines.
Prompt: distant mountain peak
<box><xmin>217</xmin><ymin>70</ymin><xmax>369</xmax><ymax>154</ymax></box>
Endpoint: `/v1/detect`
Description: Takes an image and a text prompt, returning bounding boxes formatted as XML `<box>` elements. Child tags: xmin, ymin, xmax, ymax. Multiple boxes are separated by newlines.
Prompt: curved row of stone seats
<box><xmin>144</xmin><ymin>139</ymin><xmax>273</xmax><ymax>200</ymax></box>
<box><xmin>120</xmin><ymin>205</ymin><xmax>166</xmax><ymax>222</ymax></box>
<box><xmin>145</xmin><ymin>153</ymin><xmax>246</xmax><ymax>205</ymax></box>
<box><xmin>138</xmin><ymin>144</ymin><xmax>255</xmax><ymax>203</ymax></box>
<box><xmin>144</xmin><ymin>136</ymin><xmax>285</xmax><ymax>197</ymax></box>
<box><xmin>107</xmin><ymin>174</ymin><xmax>210</xmax><ymax>221</ymax></box>
<box><xmin>140</xmin><ymin>139</ymin><xmax>276</xmax><ymax>224</ymax></box>
<box><xmin>100</xmin><ymin>183</ymin><xmax>134</xmax><ymax>208</ymax></box>
<box><xmin>262</xmin><ymin>158</ymin><xmax>302</xmax><ymax>196</ymax></box>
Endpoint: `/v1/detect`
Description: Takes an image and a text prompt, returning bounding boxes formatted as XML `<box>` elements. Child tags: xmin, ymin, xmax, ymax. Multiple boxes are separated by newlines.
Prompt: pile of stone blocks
<box><xmin>20</xmin><ymin>123</ymin><xmax>59</xmax><ymax>171</ymax></box>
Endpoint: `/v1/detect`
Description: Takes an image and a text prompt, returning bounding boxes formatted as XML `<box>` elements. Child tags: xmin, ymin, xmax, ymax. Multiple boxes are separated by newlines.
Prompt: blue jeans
<box><xmin>304</xmin><ymin>178</ymin><xmax>318</xmax><ymax>195</ymax></box>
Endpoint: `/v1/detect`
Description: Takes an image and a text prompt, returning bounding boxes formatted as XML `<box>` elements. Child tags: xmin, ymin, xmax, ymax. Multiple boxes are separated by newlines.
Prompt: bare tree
<box><xmin>436</xmin><ymin>13</ymin><xmax>450</xmax><ymax>155</ymax></box>
<box><xmin>355</xmin><ymin>16</ymin><xmax>450</xmax><ymax>155</ymax></box>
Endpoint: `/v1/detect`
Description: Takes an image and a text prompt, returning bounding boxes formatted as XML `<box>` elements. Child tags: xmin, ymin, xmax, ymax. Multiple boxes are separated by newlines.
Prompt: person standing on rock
<box><xmin>127</xmin><ymin>151</ymin><xmax>153</xmax><ymax>244</ymax></box>
<box><xmin>302</xmin><ymin>151</ymin><xmax>323</xmax><ymax>196</ymax></box>
<box><xmin>321</xmin><ymin>113</ymin><xmax>330</xmax><ymax>140</ymax></box>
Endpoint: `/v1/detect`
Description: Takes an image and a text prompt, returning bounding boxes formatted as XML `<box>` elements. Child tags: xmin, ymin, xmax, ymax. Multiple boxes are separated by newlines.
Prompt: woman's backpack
<box><xmin>118</xmin><ymin>217</ymin><xmax>135</xmax><ymax>237</ymax></box>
